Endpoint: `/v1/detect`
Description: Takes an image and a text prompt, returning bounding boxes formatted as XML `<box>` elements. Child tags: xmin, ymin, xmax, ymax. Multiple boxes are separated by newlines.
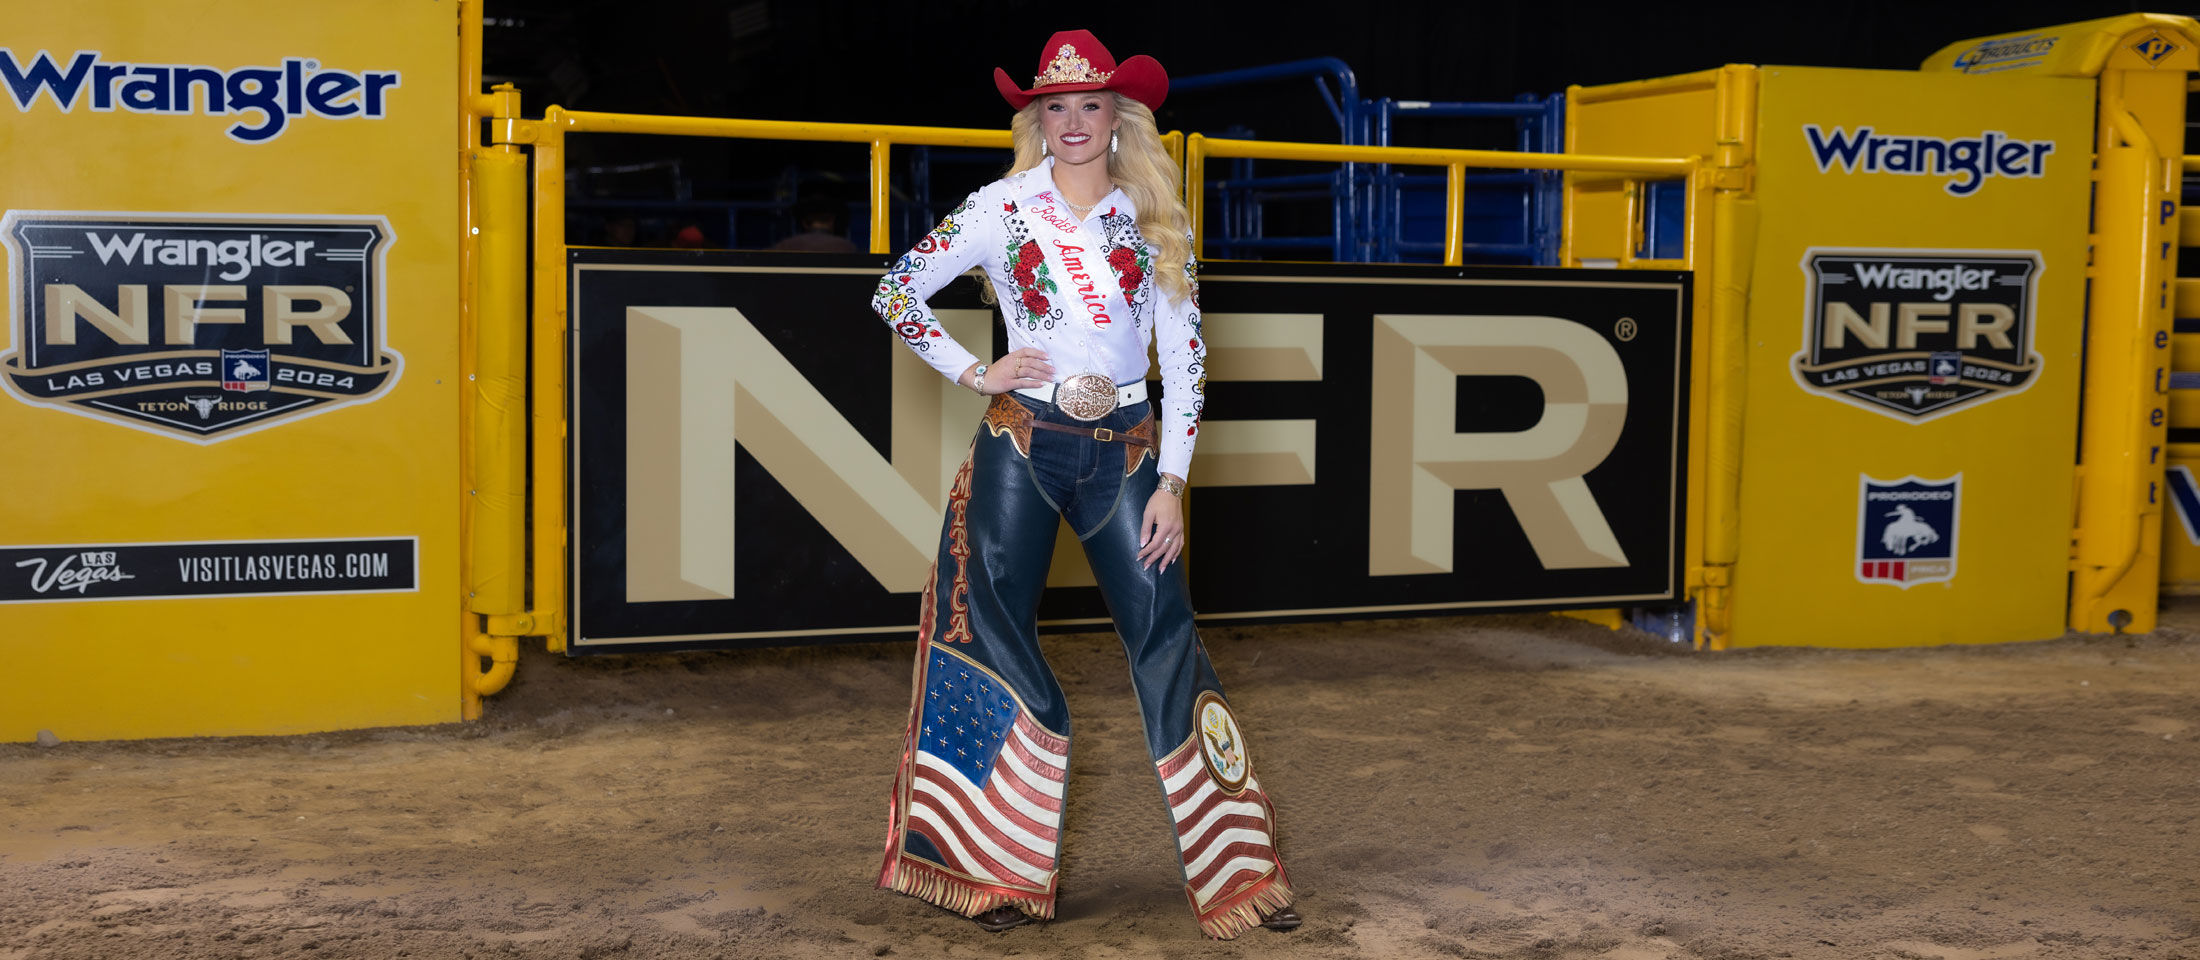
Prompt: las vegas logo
<box><xmin>1792</xmin><ymin>248</ymin><xmax>2041</xmax><ymax>422</ymax></box>
<box><xmin>0</xmin><ymin>211</ymin><xmax>399</xmax><ymax>441</ymax></box>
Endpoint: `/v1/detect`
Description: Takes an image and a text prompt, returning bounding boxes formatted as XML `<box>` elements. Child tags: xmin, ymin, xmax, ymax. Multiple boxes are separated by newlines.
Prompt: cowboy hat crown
<box><xmin>994</xmin><ymin>30</ymin><xmax>1167</xmax><ymax>112</ymax></box>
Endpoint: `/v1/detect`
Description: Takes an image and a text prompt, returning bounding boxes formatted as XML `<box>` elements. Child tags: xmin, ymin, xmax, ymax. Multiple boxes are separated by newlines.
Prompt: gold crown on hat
<box><xmin>1034</xmin><ymin>44</ymin><xmax>1114</xmax><ymax>88</ymax></box>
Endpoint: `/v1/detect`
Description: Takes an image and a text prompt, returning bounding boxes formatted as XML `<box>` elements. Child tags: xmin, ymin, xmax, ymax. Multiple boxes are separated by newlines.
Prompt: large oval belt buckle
<box><xmin>1056</xmin><ymin>372</ymin><xmax>1120</xmax><ymax>422</ymax></box>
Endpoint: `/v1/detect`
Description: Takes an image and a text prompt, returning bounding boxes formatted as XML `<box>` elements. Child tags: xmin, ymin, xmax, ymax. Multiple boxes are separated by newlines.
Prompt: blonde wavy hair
<box><xmin>1005</xmin><ymin>93</ymin><xmax>1193</xmax><ymax>305</ymax></box>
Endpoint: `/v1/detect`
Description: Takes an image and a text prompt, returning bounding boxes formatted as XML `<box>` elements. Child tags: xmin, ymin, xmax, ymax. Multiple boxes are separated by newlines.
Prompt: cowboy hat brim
<box><xmin>994</xmin><ymin>54</ymin><xmax>1168</xmax><ymax>112</ymax></box>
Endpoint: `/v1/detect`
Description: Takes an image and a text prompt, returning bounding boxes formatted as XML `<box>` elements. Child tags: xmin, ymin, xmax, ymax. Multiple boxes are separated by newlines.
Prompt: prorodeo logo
<box><xmin>1804</xmin><ymin>125</ymin><xmax>2052</xmax><ymax>197</ymax></box>
<box><xmin>0</xmin><ymin>50</ymin><xmax>399</xmax><ymax>143</ymax></box>
<box><xmin>1792</xmin><ymin>249</ymin><xmax>2041</xmax><ymax>423</ymax></box>
<box><xmin>1949</xmin><ymin>33</ymin><xmax>2057</xmax><ymax>73</ymax></box>
<box><xmin>1857</xmin><ymin>474</ymin><xmax>1960</xmax><ymax>588</ymax></box>
<box><xmin>0</xmin><ymin>212</ymin><xmax>400</xmax><ymax>441</ymax></box>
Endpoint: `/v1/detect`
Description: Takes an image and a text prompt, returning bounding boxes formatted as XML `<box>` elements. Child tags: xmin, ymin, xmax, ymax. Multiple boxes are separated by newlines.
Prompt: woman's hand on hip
<box><xmin>966</xmin><ymin>347</ymin><xmax>1054</xmax><ymax>395</ymax></box>
<box><xmin>1138</xmin><ymin>480</ymin><xmax>1185</xmax><ymax>571</ymax></box>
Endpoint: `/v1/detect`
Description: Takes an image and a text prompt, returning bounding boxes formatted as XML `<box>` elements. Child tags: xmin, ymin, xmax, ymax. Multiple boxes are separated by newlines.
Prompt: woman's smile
<box><xmin>1039</xmin><ymin>91</ymin><xmax>1116</xmax><ymax>166</ymax></box>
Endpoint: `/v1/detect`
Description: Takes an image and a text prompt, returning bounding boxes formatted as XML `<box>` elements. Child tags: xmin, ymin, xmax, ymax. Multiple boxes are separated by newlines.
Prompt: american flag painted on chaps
<box><xmin>1158</xmin><ymin>720</ymin><xmax>1294</xmax><ymax>938</ymax></box>
<box><xmin>882</xmin><ymin>644</ymin><xmax>1067</xmax><ymax>917</ymax></box>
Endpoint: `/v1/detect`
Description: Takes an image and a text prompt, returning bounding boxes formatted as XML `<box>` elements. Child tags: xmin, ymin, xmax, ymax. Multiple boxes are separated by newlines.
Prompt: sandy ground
<box><xmin>4</xmin><ymin>608</ymin><xmax>2198</xmax><ymax>960</ymax></box>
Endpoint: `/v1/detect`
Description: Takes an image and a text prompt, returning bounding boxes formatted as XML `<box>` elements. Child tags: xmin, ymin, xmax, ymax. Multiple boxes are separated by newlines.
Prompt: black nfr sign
<box><xmin>1793</xmin><ymin>249</ymin><xmax>2040</xmax><ymax>422</ymax></box>
<box><xmin>564</xmin><ymin>250</ymin><xmax>1691</xmax><ymax>651</ymax></box>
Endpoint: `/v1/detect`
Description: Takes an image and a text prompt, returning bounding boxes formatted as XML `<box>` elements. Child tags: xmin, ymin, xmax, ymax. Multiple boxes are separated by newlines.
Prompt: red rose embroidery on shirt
<box><xmin>1107</xmin><ymin>246</ymin><xmax>1144</xmax><ymax>294</ymax></box>
<box><xmin>1005</xmin><ymin>240</ymin><xmax>1059</xmax><ymax>324</ymax></box>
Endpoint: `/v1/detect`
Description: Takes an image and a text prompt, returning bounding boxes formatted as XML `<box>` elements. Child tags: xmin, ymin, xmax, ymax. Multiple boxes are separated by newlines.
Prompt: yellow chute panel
<box><xmin>0</xmin><ymin>1</ymin><xmax>461</xmax><ymax>740</ymax></box>
<box><xmin>1726</xmin><ymin>66</ymin><xmax>2093</xmax><ymax>647</ymax></box>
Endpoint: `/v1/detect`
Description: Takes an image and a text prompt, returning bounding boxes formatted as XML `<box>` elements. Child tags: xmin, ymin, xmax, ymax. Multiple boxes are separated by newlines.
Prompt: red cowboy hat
<box><xmin>994</xmin><ymin>30</ymin><xmax>1167</xmax><ymax>112</ymax></box>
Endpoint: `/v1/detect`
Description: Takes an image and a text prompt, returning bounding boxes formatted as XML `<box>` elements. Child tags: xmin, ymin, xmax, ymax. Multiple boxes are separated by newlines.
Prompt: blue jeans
<box><xmin>879</xmin><ymin>393</ymin><xmax>1293</xmax><ymax>938</ymax></box>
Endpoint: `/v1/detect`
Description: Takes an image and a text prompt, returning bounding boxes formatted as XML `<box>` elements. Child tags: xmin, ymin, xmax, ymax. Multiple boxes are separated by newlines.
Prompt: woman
<box><xmin>871</xmin><ymin>30</ymin><xmax>1297</xmax><ymax>940</ymax></box>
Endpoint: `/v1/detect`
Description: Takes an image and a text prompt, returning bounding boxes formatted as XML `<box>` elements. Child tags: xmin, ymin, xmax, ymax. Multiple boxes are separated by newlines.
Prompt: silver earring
<box><xmin>1041</xmin><ymin>138</ymin><xmax>1048</xmax><ymax>156</ymax></box>
<box><xmin>1110</xmin><ymin>132</ymin><xmax>1119</xmax><ymax>154</ymax></box>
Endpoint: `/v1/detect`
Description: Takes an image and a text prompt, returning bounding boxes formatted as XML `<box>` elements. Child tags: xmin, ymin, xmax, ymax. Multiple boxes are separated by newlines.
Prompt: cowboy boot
<box><xmin>973</xmin><ymin>906</ymin><xmax>1032</xmax><ymax>932</ymax></box>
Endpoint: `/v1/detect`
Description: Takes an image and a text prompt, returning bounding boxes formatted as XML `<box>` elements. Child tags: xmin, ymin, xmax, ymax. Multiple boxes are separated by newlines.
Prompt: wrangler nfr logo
<box><xmin>0</xmin><ymin>212</ymin><xmax>399</xmax><ymax>440</ymax></box>
<box><xmin>1792</xmin><ymin>249</ymin><xmax>2041</xmax><ymax>422</ymax></box>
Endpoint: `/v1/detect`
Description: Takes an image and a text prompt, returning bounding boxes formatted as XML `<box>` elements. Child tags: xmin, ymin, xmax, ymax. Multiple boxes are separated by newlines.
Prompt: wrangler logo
<box><xmin>0</xmin><ymin>49</ymin><xmax>399</xmax><ymax>143</ymax></box>
<box><xmin>1792</xmin><ymin>248</ymin><xmax>2041</xmax><ymax>422</ymax></box>
<box><xmin>1804</xmin><ymin>125</ymin><xmax>2053</xmax><ymax>197</ymax></box>
<box><xmin>0</xmin><ymin>212</ymin><xmax>400</xmax><ymax>441</ymax></box>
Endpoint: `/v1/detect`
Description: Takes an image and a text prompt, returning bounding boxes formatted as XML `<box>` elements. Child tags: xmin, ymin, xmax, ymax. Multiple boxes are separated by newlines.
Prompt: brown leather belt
<box><xmin>1028</xmin><ymin>419</ymin><xmax>1153</xmax><ymax>447</ymax></box>
<box><xmin>985</xmin><ymin>393</ymin><xmax>1156</xmax><ymax>475</ymax></box>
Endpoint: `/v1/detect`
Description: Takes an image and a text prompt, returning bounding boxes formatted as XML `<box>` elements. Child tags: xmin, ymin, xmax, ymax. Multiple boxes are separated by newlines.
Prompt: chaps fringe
<box><xmin>884</xmin><ymin>857</ymin><xmax>1057</xmax><ymax>921</ymax></box>
<box><xmin>1193</xmin><ymin>871</ymin><xmax>1295</xmax><ymax>940</ymax></box>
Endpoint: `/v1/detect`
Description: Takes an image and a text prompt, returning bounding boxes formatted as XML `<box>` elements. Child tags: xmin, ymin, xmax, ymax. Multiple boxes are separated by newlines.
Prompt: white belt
<box><xmin>1016</xmin><ymin>378</ymin><xmax>1146</xmax><ymax>407</ymax></box>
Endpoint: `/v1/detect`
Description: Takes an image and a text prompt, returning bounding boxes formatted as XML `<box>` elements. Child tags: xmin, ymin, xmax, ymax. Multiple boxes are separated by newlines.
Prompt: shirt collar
<box><xmin>1012</xmin><ymin>156</ymin><xmax>1058</xmax><ymax>202</ymax></box>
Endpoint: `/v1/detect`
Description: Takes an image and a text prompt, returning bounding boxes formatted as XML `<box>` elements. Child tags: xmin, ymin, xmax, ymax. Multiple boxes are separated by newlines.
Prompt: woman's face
<box><xmin>1037</xmin><ymin>92</ymin><xmax>1118</xmax><ymax>166</ymax></box>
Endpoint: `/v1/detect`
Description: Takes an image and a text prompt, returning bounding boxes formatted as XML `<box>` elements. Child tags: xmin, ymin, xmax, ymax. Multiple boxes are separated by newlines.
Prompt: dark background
<box><xmin>482</xmin><ymin>0</ymin><xmax>2154</xmax><ymax>247</ymax></box>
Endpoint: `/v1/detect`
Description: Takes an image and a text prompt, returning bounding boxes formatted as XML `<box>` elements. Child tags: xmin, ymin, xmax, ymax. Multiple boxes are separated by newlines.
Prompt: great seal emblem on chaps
<box><xmin>1195</xmin><ymin>691</ymin><xmax>1250</xmax><ymax>794</ymax></box>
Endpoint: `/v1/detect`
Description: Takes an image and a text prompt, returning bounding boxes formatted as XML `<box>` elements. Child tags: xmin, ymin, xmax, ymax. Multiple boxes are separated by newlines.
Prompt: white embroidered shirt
<box><xmin>872</xmin><ymin>156</ymin><xmax>1208</xmax><ymax>480</ymax></box>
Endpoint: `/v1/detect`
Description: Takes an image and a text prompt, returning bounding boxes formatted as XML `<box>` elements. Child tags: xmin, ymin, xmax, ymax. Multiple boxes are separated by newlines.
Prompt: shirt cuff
<box><xmin>1157</xmin><ymin>437</ymin><xmax>1192</xmax><ymax>484</ymax></box>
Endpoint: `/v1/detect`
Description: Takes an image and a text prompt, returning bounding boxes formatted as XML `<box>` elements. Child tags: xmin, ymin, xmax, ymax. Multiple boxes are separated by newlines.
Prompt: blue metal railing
<box><xmin>1372</xmin><ymin>94</ymin><xmax>1563</xmax><ymax>264</ymax></box>
<box><xmin>1175</xmin><ymin>60</ymin><xmax>1365</xmax><ymax>261</ymax></box>
<box><xmin>1174</xmin><ymin>59</ymin><xmax>1564</xmax><ymax>265</ymax></box>
<box><xmin>1640</xmin><ymin>179</ymin><xmax>1687</xmax><ymax>261</ymax></box>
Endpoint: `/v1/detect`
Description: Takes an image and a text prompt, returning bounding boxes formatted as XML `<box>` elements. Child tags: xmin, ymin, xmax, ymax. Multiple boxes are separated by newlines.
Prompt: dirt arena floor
<box><xmin>5</xmin><ymin>607</ymin><xmax>2199</xmax><ymax>960</ymax></box>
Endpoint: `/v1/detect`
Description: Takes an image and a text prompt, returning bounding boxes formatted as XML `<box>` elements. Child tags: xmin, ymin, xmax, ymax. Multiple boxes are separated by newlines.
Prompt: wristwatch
<box><xmin>969</xmin><ymin>363</ymin><xmax>989</xmax><ymax>394</ymax></box>
<box><xmin>1157</xmin><ymin>473</ymin><xmax>1186</xmax><ymax>498</ymax></box>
